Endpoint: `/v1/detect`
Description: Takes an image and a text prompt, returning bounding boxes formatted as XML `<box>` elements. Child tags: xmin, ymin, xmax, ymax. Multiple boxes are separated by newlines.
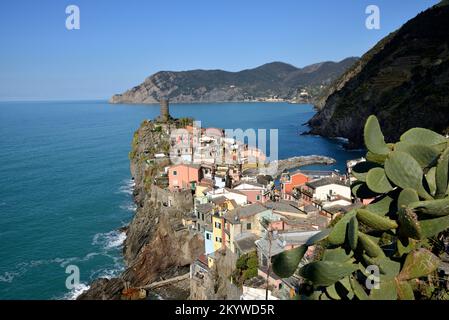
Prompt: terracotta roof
<box><xmin>198</xmin><ymin>254</ymin><xmax>208</xmax><ymax>266</ymax></box>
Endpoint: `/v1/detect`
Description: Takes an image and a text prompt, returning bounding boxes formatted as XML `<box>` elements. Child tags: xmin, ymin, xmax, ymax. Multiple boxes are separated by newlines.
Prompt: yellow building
<box><xmin>195</xmin><ymin>184</ymin><xmax>210</xmax><ymax>198</ymax></box>
<box><xmin>210</xmin><ymin>197</ymin><xmax>238</xmax><ymax>251</ymax></box>
<box><xmin>223</xmin><ymin>203</ymin><xmax>272</xmax><ymax>253</ymax></box>
<box><xmin>207</xmin><ymin>252</ymin><xmax>217</xmax><ymax>269</ymax></box>
<box><xmin>212</xmin><ymin>214</ymin><xmax>224</xmax><ymax>251</ymax></box>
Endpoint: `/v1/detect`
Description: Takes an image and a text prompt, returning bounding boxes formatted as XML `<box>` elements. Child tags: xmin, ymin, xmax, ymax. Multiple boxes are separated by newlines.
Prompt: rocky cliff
<box><xmin>109</xmin><ymin>59</ymin><xmax>358</xmax><ymax>104</ymax></box>
<box><xmin>190</xmin><ymin>249</ymin><xmax>241</xmax><ymax>300</ymax></box>
<box><xmin>78</xmin><ymin>120</ymin><xmax>204</xmax><ymax>300</ymax></box>
<box><xmin>308</xmin><ymin>1</ymin><xmax>449</xmax><ymax>149</ymax></box>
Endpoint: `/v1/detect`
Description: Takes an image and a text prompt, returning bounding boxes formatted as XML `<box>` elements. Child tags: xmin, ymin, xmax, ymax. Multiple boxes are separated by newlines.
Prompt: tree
<box><xmin>233</xmin><ymin>251</ymin><xmax>259</xmax><ymax>285</ymax></box>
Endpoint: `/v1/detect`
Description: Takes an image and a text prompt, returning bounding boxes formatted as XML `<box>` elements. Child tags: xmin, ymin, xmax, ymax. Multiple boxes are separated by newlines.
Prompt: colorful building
<box><xmin>168</xmin><ymin>164</ymin><xmax>202</xmax><ymax>191</ymax></box>
<box><xmin>212</xmin><ymin>214</ymin><xmax>225</xmax><ymax>251</ymax></box>
<box><xmin>222</xmin><ymin>203</ymin><xmax>272</xmax><ymax>253</ymax></box>
<box><xmin>210</xmin><ymin>196</ymin><xmax>239</xmax><ymax>251</ymax></box>
<box><xmin>207</xmin><ymin>187</ymin><xmax>248</xmax><ymax>206</ymax></box>
<box><xmin>300</xmin><ymin>177</ymin><xmax>351</xmax><ymax>202</ymax></box>
<box><xmin>204</xmin><ymin>226</ymin><xmax>214</xmax><ymax>255</ymax></box>
<box><xmin>234</xmin><ymin>182</ymin><xmax>269</xmax><ymax>203</ymax></box>
<box><xmin>195</xmin><ymin>202</ymin><xmax>214</xmax><ymax>232</ymax></box>
<box><xmin>280</xmin><ymin>171</ymin><xmax>309</xmax><ymax>200</ymax></box>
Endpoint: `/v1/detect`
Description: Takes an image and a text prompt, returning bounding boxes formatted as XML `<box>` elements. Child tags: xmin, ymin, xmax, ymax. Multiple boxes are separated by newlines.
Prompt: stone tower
<box><xmin>160</xmin><ymin>98</ymin><xmax>170</xmax><ymax>122</ymax></box>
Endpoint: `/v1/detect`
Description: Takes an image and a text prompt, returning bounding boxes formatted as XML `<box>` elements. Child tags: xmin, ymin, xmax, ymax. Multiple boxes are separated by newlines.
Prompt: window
<box><xmin>201</xmin><ymin>213</ymin><xmax>205</xmax><ymax>221</ymax></box>
<box><xmin>173</xmin><ymin>170</ymin><xmax>177</xmax><ymax>176</ymax></box>
<box><xmin>206</xmin><ymin>233</ymin><xmax>211</xmax><ymax>240</ymax></box>
<box><xmin>256</xmin><ymin>195</ymin><xmax>261</xmax><ymax>201</ymax></box>
<box><xmin>215</xmin><ymin>237</ymin><xmax>222</xmax><ymax>243</ymax></box>
<box><xmin>215</xmin><ymin>222</ymin><xmax>222</xmax><ymax>229</ymax></box>
<box><xmin>246</xmin><ymin>223</ymin><xmax>252</xmax><ymax>230</ymax></box>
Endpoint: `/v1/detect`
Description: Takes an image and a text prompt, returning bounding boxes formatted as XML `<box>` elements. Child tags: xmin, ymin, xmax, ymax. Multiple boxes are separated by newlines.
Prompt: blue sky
<box><xmin>0</xmin><ymin>0</ymin><xmax>440</xmax><ymax>100</ymax></box>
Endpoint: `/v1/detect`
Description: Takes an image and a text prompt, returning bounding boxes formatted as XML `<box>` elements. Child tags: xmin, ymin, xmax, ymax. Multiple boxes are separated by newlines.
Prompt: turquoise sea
<box><xmin>0</xmin><ymin>101</ymin><xmax>364</xmax><ymax>299</ymax></box>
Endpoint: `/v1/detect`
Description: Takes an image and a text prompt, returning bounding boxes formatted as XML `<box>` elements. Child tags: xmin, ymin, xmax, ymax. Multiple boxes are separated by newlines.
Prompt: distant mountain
<box><xmin>109</xmin><ymin>58</ymin><xmax>358</xmax><ymax>104</ymax></box>
<box><xmin>308</xmin><ymin>1</ymin><xmax>449</xmax><ymax>148</ymax></box>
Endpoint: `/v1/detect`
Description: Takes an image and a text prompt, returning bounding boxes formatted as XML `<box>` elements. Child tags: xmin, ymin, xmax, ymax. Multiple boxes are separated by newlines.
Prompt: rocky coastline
<box><xmin>78</xmin><ymin>119</ymin><xmax>204</xmax><ymax>300</ymax></box>
<box><xmin>78</xmin><ymin>118</ymin><xmax>337</xmax><ymax>300</ymax></box>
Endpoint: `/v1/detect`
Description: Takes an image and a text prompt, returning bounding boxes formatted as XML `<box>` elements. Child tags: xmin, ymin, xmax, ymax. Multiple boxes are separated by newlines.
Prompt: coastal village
<box><xmin>135</xmin><ymin>99</ymin><xmax>369</xmax><ymax>300</ymax></box>
<box><xmin>4</xmin><ymin>0</ymin><xmax>449</xmax><ymax>304</ymax></box>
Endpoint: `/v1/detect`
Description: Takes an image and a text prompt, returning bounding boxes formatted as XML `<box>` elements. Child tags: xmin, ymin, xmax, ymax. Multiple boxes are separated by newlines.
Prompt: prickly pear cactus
<box><xmin>272</xmin><ymin>115</ymin><xmax>449</xmax><ymax>300</ymax></box>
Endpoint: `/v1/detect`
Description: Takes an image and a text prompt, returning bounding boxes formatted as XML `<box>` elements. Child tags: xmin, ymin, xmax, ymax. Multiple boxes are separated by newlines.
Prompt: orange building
<box><xmin>168</xmin><ymin>164</ymin><xmax>202</xmax><ymax>191</ymax></box>
<box><xmin>280</xmin><ymin>171</ymin><xmax>309</xmax><ymax>199</ymax></box>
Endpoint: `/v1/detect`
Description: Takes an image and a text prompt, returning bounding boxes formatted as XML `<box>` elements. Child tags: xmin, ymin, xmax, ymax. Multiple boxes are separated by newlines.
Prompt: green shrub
<box><xmin>247</xmin><ymin>256</ymin><xmax>258</xmax><ymax>269</ymax></box>
<box><xmin>236</xmin><ymin>255</ymin><xmax>248</xmax><ymax>270</ymax></box>
<box><xmin>243</xmin><ymin>268</ymin><xmax>258</xmax><ymax>280</ymax></box>
<box><xmin>233</xmin><ymin>251</ymin><xmax>259</xmax><ymax>285</ymax></box>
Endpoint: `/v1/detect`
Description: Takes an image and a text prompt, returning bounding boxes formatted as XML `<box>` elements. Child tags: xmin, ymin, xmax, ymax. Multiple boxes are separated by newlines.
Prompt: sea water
<box><xmin>0</xmin><ymin>101</ymin><xmax>364</xmax><ymax>299</ymax></box>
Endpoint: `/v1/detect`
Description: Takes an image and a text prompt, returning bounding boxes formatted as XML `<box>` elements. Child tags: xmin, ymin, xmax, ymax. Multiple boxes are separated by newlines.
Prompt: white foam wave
<box><xmin>120</xmin><ymin>202</ymin><xmax>137</xmax><ymax>212</ymax></box>
<box><xmin>2</xmin><ymin>181</ymin><xmax>132</xmax><ymax>295</ymax></box>
<box><xmin>56</xmin><ymin>252</ymin><xmax>101</xmax><ymax>268</ymax></box>
<box><xmin>106</xmin><ymin>232</ymin><xmax>126</xmax><ymax>249</ymax></box>
<box><xmin>0</xmin><ymin>271</ymin><xmax>19</xmax><ymax>283</ymax></box>
<box><xmin>0</xmin><ymin>260</ymin><xmax>52</xmax><ymax>284</ymax></box>
<box><xmin>0</xmin><ymin>253</ymin><xmax>101</xmax><ymax>284</ymax></box>
<box><xmin>62</xmin><ymin>283</ymin><xmax>90</xmax><ymax>300</ymax></box>
<box><xmin>91</xmin><ymin>263</ymin><xmax>125</xmax><ymax>280</ymax></box>
<box><xmin>332</xmin><ymin>136</ymin><xmax>349</xmax><ymax>143</ymax></box>
<box><xmin>92</xmin><ymin>230</ymin><xmax>126</xmax><ymax>250</ymax></box>
<box><xmin>117</xmin><ymin>179</ymin><xmax>135</xmax><ymax>195</ymax></box>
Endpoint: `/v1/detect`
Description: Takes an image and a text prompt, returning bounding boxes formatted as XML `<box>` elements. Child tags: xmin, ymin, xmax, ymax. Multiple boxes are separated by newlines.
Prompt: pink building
<box><xmin>233</xmin><ymin>182</ymin><xmax>268</xmax><ymax>204</ymax></box>
<box><xmin>239</xmin><ymin>189</ymin><xmax>265</xmax><ymax>203</ymax></box>
<box><xmin>168</xmin><ymin>164</ymin><xmax>202</xmax><ymax>191</ymax></box>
